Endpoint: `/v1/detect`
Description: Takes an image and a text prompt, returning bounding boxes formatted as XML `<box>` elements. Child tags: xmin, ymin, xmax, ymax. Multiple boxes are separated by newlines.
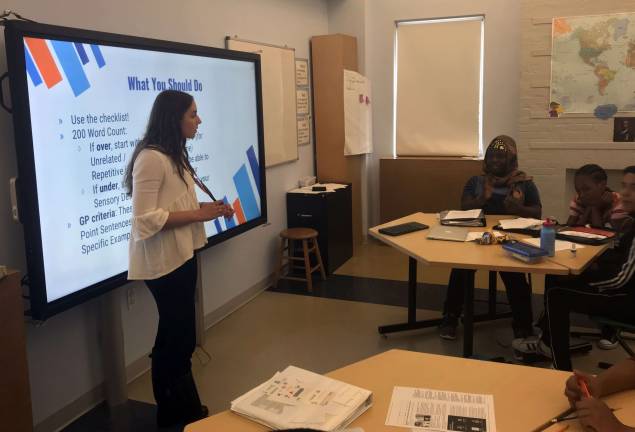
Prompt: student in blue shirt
<box><xmin>439</xmin><ymin>135</ymin><xmax>542</xmax><ymax>340</ymax></box>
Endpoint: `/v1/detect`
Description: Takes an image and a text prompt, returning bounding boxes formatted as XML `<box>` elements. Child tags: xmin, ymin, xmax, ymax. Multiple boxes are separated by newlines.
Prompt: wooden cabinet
<box><xmin>0</xmin><ymin>270</ymin><xmax>33</xmax><ymax>432</ymax></box>
<box><xmin>310</xmin><ymin>34</ymin><xmax>364</xmax><ymax>251</ymax></box>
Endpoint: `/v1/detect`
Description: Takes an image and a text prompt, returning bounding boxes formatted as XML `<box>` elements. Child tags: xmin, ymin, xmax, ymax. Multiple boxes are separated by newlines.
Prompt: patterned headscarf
<box><xmin>483</xmin><ymin>135</ymin><xmax>531</xmax><ymax>188</ymax></box>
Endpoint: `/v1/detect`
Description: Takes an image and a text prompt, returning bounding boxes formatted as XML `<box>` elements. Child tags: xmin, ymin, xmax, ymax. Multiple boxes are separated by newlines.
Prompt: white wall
<box><xmin>327</xmin><ymin>0</ymin><xmax>367</xmax><ymax>73</ymax></box>
<box><xmin>0</xmin><ymin>0</ymin><xmax>327</xmax><ymax>428</ymax></box>
<box><xmin>358</xmin><ymin>0</ymin><xmax>522</xmax><ymax>226</ymax></box>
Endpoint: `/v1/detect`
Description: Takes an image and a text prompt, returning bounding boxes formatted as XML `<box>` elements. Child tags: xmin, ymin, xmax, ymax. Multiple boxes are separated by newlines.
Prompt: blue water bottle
<box><xmin>540</xmin><ymin>218</ymin><xmax>556</xmax><ymax>257</ymax></box>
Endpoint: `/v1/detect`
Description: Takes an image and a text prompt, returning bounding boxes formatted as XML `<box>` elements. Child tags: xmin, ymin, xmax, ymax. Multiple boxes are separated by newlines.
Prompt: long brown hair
<box><xmin>123</xmin><ymin>90</ymin><xmax>196</xmax><ymax>195</ymax></box>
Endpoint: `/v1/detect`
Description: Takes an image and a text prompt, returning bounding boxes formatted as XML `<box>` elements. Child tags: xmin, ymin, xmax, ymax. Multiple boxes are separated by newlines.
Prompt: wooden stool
<box><xmin>274</xmin><ymin>228</ymin><xmax>326</xmax><ymax>292</ymax></box>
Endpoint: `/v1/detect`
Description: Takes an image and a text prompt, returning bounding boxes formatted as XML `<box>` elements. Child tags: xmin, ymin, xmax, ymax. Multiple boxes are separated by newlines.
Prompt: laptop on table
<box><xmin>426</xmin><ymin>226</ymin><xmax>469</xmax><ymax>242</ymax></box>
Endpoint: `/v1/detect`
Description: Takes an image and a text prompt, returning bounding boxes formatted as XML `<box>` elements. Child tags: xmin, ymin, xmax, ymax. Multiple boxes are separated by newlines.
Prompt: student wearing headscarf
<box><xmin>439</xmin><ymin>135</ymin><xmax>542</xmax><ymax>342</ymax></box>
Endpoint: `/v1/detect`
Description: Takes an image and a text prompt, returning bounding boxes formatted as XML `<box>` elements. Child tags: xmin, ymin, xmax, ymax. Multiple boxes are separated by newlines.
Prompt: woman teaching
<box><xmin>124</xmin><ymin>90</ymin><xmax>233</xmax><ymax>427</ymax></box>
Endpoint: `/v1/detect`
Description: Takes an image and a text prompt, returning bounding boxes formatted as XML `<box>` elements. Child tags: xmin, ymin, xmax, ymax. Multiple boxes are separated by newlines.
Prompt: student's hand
<box><xmin>599</xmin><ymin>190</ymin><xmax>614</xmax><ymax>209</ymax></box>
<box><xmin>576</xmin><ymin>398</ymin><xmax>625</xmax><ymax>432</ymax></box>
<box><xmin>483</xmin><ymin>179</ymin><xmax>494</xmax><ymax>201</ymax></box>
<box><xmin>503</xmin><ymin>195</ymin><xmax>523</xmax><ymax>213</ymax></box>
<box><xmin>198</xmin><ymin>201</ymin><xmax>227</xmax><ymax>221</ymax></box>
<box><xmin>583</xmin><ymin>191</ymin><xmax>612</xmax><ymax>209</ymax></box>
<box><xmin>565</xmin><ymin>371</ymin><xmax>601</xmax><ymax>405</ymax></box>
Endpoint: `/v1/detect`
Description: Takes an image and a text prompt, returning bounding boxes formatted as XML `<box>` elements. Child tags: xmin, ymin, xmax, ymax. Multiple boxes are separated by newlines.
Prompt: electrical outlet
<box><xmin>126</xmin><ymin>287</ymin><xmax>135</xmax><ymax>310</ymax></box>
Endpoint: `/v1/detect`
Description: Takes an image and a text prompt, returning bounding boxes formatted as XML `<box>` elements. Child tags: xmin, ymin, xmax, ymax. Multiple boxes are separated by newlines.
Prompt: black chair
<box><xmin>572</xmin><ymin>316</ymin><xmax>635</xmax><ymax>368</ymax></box>
<box><xmin>590</xmin><ymin>316</ymin><xmax>635</xmax><ymax>357</ymax></box>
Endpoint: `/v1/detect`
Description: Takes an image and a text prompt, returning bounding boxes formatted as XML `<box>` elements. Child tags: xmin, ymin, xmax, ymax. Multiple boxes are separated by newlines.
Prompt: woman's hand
<box><xmin>576</xmin><ymin>398</ymin><xmax>627</xmax><ymax>432</ymax></box>
<box><xmin>198</xmin><ymin>201</ymin><xmax>228</xmax><ymax>221</ymax></box>
<box><xmin>565</xmin><ymin>371</ymin><xmax>602</xmax><ymax>405</ymax></box>
<box><xmin>222</xmin><ymin>203</ymin><xmax>235</xmax><ymax>219</ymax></box>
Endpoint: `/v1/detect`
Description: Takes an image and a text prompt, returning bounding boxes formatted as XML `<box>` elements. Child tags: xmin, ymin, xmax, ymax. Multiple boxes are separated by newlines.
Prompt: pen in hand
<box><xmin>577</xmin><ymin>376</ymin><xmax>591</xmax><ymax>398</ymax></box>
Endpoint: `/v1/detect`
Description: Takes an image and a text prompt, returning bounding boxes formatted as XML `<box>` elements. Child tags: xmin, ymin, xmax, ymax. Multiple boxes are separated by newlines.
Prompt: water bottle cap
<box><xmin>543</xmin><ymin>218</ymin><xmax>556</xmax><ymax>227</ymax></box>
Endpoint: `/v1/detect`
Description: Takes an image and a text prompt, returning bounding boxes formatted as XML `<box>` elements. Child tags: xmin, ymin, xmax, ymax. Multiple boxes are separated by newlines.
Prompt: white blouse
<box><xmin>128</xmin><ymin>149</ymin><xmax>207</xmax><ymax>280</ymax></box>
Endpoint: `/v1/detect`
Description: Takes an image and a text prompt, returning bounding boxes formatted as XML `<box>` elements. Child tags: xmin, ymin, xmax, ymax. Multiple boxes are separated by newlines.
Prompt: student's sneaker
<box><xmin>597</xmin><ymin>337</ymin><xmax>619</xmax><ymax>350</ymax></box>
<box><xmin>598</xmin><ymin>326</ymin><xmax>619</xmax><ymax>350</ymax></box>
<box><xmin>511</xmin><ymin>335</ymin><xmax>552</xmax><ymax>362</ymax></box>
<box><xmin>438</xmin><ymin>316</ymin><xmax>458</xmax><ymax>340</ymax></box>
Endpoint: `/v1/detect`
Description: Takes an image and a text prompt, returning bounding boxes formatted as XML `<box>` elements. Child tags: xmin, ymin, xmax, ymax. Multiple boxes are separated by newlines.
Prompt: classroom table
<box><xmin>184</xmin><ymin>349</ymin><xmax>635</xmax><ymax>432</ymax></box>
<box><xmin>367</xmin><ymin>213</ymin><xmax>607</xmax><ymax>357</ymax></box>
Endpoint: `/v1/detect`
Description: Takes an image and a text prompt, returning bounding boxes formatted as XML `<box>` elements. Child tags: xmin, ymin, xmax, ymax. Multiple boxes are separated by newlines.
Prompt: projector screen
<box><xmin>4</xmin><ymin>21</ymin><xmax>266</xmax><ymax>320</ymax></box>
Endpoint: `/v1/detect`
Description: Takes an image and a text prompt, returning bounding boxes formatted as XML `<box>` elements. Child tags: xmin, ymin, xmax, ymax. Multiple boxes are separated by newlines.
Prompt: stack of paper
<box><xmin>230</xmin><ymin>366</ymin><xmax>373</xmax><ymax>431</ymax></box>
<box><xmin>558</xmin><ymin>230</ymin><xmax>607</xmax><ymax>240</ymax></box>
<box><xmin>288</xmin><ymin>183</ymin><xmax>348</xmax><ymax>194</ymax></box>
<box><xmin>521</xmin><ymin>237</ymin><xmax>585</xmax><ymax>251</ymax></box>
<box><xmin>440</xmin><ymin>209</ymin><xmax>485</xmax><ymax>227</ymax></box>
<box><xmin>442</xmin><ymin>209</ymin><xmax>483</xmax><ymax>220</ymax></box>
<box><xmin>498</xmin><ymin>218</ymin><xmax>543</xmax><ymax>230</ymax></box>
<box><xmin>385</xmin><ymin>386</ymin><xmax>496</xmax><ymax>432</ymax></box>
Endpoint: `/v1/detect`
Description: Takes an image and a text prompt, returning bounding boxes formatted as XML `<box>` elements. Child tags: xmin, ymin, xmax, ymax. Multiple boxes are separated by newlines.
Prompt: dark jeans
<box><xmin>444</xmin><ymin>268</ymin><xmax>534</xmax><ymax>337</ymax></box>
<box><xmin>540</xmin><ymin>274</ymin><xmax>635</xmax><ymax>371</ymax></box>
<box><xmin>145</xmin><ymin>256</ymin><xmax>198</xmax><ymax>404</ymax></box>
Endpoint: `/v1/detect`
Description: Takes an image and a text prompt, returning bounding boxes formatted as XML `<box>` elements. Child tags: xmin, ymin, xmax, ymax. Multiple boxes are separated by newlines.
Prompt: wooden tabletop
<box><xmin>369</xmin><ymin>213</ymin><xmax>608</xmax><ymax>275</ymax></box>
<box><xmin>368</xmin><ymin>213</ymin><xmax>572</xmax><ymax>274</ymax></box>
<box><xmin>185</xmin><ymin>349</ymin><xmax>635</xmax><ymax>431</ymax></box>
<box><xmin>546</xmin><ymin>238</ymin><xmax>609</xmax><ymax>275</ymax></box>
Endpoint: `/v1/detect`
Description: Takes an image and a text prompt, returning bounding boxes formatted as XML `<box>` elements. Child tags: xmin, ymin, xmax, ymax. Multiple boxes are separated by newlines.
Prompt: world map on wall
<box><xmin>550</xmin><ymin>12</ymin><xmax>635</xmax><ymax>114</ymax></box>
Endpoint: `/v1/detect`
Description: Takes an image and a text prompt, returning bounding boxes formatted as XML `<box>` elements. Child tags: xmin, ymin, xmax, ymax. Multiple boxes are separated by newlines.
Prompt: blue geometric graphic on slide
<box><xmin>215</xmin><ymin>145</ymin><xmax>261</xmax><ymax>233</ymax></box>
<box><xmin>24</xmin><ymin>37</ymin><xmax>106</xmax><ymax>97</ymax></box>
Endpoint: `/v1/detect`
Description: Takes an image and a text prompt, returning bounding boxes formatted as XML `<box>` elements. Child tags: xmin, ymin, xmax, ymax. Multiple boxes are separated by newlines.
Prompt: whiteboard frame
<box><xmin>226</xmin><ymin>36</ymin><xmax>299</xmax><ymax>168</ymax></box>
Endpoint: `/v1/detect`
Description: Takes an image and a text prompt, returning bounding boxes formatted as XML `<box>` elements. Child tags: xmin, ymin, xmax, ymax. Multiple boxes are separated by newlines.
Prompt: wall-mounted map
<box><xmin>551</xmin><ymin>12</ymin><xmax>635</xmax><ymax>113</ymax></box>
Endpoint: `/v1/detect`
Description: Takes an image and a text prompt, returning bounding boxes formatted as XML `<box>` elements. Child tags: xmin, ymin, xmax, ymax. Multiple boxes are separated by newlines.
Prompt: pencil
<box><xmin>577</xmin><ymin>377</ymin><xmax>591</xmax><ymax>398</ymax></box>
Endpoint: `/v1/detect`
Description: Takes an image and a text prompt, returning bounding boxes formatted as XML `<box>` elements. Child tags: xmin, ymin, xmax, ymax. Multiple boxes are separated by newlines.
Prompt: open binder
<box><xmin>556</xmin><ymin>226</ymin><xmax>616</xmax><ymax>245</ymax></box>
<box><xmin>439</xmin><ymin>209</ymin><xmax>486</xmax><ymax>227</ymax></box>
<box><xmin>230</xmin><ymin>365</ymin><xmax>373</xmax><ymax>431</ymax></box>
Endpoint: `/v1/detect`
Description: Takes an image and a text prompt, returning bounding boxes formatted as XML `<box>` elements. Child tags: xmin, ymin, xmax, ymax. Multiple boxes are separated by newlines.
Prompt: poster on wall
<box><xmin>297</xmin><ymin>117</ymin><xmax>310</xmax><ymax>146</ymax></box>
<box><xmin>296</xmin><ymin>89</ymin><xmax>309</xmax><ymax>115</ymax></box>
<box><xmin>343</xmin><ymin>69</ymin><xmax>372</xmax><ymax>156</ymax></box>
<box><xmin>295</xmin><ymin>58</ymin><xmax>309</xmax><ymax>86</ymax></box>
<box><xmin>295</xmin><ymin>57</ymin><xmax>311</xmax><ymax>147</ymax></box>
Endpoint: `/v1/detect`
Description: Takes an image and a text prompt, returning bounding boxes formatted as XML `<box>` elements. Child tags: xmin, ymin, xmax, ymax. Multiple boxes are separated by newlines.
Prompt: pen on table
<box><xmin>530</xmin><ymin>407</ymin><xmax>575</xmax><ymax>432</ymax></box>
<box><xmin>529</xmin><ymin>405</ymin><xmax>619</xmax><ymax>432</ymax></box>
<box><xmin>553</xmin><ymin>407</ymin><xmax>621</xmax><ymax>423</ymax></box>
